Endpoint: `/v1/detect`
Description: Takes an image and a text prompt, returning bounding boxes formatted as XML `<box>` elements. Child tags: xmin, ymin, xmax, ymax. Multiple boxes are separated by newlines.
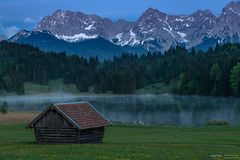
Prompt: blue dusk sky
<box><xmin>0</xmin><ymin>0</ymin><xmax>236</xmax><ymax>38</ymax></box>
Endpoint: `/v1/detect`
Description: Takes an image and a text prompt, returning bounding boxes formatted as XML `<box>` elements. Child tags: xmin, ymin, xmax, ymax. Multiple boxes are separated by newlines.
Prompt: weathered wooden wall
<box><xmin>78</xmin><ymin>127</ymin><xmax>105</xmax><ymax>143</ymax></box>
<box><xmin>34</xmin><ymin>109</ymin><xmax>105</xmax><ymax>144</ymax></box>
<box><xmin>35</xmin><ymin>109</ymin><xmax>73</xmax><ymax>129</ymax></box>
<box><xmin>34</xmin><ymin>109</ymin><xmax>77</xmax><ymax>144</ymax></box>
<box><xmin>34</xmin><ymin>128</ymin><xmax>78</xmax><ymax>144</ymax></box>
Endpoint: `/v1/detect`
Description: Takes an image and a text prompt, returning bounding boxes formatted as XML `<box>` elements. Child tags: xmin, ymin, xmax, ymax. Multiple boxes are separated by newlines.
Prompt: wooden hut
<box><xmin>26</xmin><ymin>102</ymin><xmax>111</xmax><ymax>144</ymax></box>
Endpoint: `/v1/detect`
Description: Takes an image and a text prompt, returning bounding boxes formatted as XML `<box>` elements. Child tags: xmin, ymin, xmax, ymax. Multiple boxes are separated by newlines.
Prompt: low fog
<box><xmin>1</xmin><ymin>94</ymin><xmax>240</xmax><ymax>126</ymax></box>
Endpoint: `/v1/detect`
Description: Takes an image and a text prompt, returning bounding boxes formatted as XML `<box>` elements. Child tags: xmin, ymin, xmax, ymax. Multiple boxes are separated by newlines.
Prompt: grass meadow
<box><xmin>0</xmin><ymin>121</ymin><xmax>240</xmax><ymax>160</ymax></box>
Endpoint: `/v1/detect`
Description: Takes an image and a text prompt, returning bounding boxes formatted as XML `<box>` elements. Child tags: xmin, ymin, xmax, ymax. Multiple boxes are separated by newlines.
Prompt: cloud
<box><xmin>0</xmin><ymin>23</ymin><xmax>19</xmax><ymax>38</ymax></box>
<box><xmin>24</xmin><ymin>17</ymin><xmax>35</xmax><ymax>24</ymax></box>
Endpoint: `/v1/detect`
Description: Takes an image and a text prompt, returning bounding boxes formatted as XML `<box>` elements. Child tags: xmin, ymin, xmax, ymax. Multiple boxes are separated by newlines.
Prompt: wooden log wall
<box><xmin>34</xmin><ymin>128</ymin><xmax>78</xmax><ymax>144</ymax></box>
<box><xmin>78</xmin><ymin>127</ymin><xmax>105</xmax><ymax>144</ymax></box>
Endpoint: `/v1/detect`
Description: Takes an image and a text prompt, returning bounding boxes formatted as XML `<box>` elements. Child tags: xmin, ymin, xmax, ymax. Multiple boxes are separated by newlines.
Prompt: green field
<box><xmin>0</xmin><ymin>123</ymin><xmax>240</xmax><ymax>160</ymax></box>
<box><xmin>24</xmin><ymin>79</ymin><xmax>174</xmax><ymax>95</ymax></box>
<box><xmin>24</xmin><ymin>79</ymin><xmax>79</xmax><ymax>94</ymax></box>
<box><xmin>135</xmin><ymin>82</ymin><xmax>175</xmax><ymax>94</ymax></box>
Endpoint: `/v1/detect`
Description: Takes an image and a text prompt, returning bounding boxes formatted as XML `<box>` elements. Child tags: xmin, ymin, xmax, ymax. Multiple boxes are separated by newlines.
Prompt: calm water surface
<box><xmin>1</xmin><ymin>94</ymin><xmax>240</xmax><ymax>126</ymax></box>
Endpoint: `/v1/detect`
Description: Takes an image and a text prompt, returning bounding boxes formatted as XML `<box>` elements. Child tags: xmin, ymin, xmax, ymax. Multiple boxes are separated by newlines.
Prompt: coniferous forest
<box><xmin>1</xmin><ymin>41</ymin><xmax>240</xmax><ymax>96</ymax></box>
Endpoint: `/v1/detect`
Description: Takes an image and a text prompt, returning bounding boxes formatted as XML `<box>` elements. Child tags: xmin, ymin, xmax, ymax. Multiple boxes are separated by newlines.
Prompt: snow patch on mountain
<box><xmin>85</xmin><ymin>24</ymin><xmax>94</xmax><ymax>30</ymax></box>
<box><xmin>163</xmin><ymin>28</ymin><xmax>175</xmax><ymax>38</ymax></box>
<box><xmin>119</xmin><ymin>29</ymin><xmax>140</xmax><ymax>46</ymax></box>
<box><xmin>141</xmin><ymin>37</ymin><xmax>155</xmax><ymax>44</ymax></box>
<box><xmin>177</xmin><ymin>31</ymin><xmax>186</xmax><ymax>38</ymax></box>
<box><xmin>85</xmin><ymin>22</ymin><xmax>96</xmax><ymax>30</ymax></box>
<box><xmin>130</xmin><ymin>29</ymin><xmax>140</xmax><ymax>45</ymax></box>
<box><xmin>55</xmin><ymin>33</ymin><xmax>98</xmax><ymax>42</ymax></box>
<box><xmin>115</xmin><ymin>33</ymin><xmax>123</xmax><ymax>40</ymax></box>
<box><xmin>229</xmin><ymin>7</ymin><xmax>240</xmax><ymax>15</ymax></box>
<box><xmin>142</xmin><ymin>28</ymin><xmax>156</xmax><ymax>34</ymax></box>
<box><xmin>175</xmin><ymin>18</ymin><xmax>184</xmax><ymax>22</ymax></box>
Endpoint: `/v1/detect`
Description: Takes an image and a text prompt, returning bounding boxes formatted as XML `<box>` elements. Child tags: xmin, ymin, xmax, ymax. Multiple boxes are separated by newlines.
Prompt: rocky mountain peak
<box><xmin>139</xmin><ymin>8</ymin><xmax>167</xmax><ymax>20</ymax></box>
<box><xmin>53</xmin><ymin>9</ymin><xmax>65</xmax><ymax>15</ymax></box>
<box><xmin>222</xmin><ymin>1</ymin><xmax>240</xmax><ymax>15</ymax></box>
<box><xmin>191</xmin><ymin>9</ymin><xmax>215</xmax><ymax>18</ymax></box>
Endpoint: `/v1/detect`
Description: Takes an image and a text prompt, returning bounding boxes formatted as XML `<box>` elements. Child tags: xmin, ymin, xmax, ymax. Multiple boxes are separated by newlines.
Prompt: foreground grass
<box><xmin>0</xmin><ymin>123</ymin><xmax>240</xmax><ymax>160</ymax></box>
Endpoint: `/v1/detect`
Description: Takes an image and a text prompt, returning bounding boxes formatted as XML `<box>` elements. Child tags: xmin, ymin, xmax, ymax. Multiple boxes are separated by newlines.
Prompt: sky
<box><xmin>0</xmin><ymin>0</ymin><xmax>236</xmax><ymax>38</ymax></box>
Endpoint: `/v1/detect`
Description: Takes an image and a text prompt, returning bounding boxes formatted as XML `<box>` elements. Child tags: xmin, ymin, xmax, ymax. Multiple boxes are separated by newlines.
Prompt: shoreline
<box><xmin>0</xmin><ymin>92</ymin><xmax>237</xmax><ymax>98</ymax></box>
<box><xmin>0</xmin><ymin>112</ymin><xmax>38</xmax><ymax>124</ymax></box>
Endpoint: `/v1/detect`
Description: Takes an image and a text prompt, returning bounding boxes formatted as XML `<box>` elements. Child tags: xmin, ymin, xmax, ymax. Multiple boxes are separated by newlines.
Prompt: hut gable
<box><xmin>26</xmin><ymin>102</ymin><xmax>111</xmax><ymax>144</ymax></box>
<box><xmin>35</xmin><ymin>107</ymin><xmax>73</xmax><ymax>129</ymax></box>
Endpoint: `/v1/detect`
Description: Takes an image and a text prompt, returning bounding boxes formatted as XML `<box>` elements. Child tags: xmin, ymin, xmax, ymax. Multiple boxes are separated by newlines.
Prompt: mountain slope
<box><xmin>8</xmin><ymin>30</ymin><xmax>146</xmax><ymax>59</ymax></box>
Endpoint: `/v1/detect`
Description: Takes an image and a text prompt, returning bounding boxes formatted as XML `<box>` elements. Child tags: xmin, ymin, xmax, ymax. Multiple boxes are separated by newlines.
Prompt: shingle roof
<box><xmin>55</xmin><ymin>102</ymin><xmax>111</xmax><ymax>129</ymax></box>
<box><xmin>26</xmin><ymin>102</ymin><xmax>111</xmax><ymax>130</ymax></box>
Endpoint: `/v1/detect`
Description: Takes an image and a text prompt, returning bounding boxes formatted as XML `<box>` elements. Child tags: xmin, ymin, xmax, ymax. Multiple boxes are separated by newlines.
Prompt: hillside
<box><xmin>8</xmin><ymin>30</ymin><xmax>146</xmax><ymax>59</ymax></box>
<box><xmin>1</xmin><ymin>42</ymin><xmax>240</xmax><ymax>96</ymax></box>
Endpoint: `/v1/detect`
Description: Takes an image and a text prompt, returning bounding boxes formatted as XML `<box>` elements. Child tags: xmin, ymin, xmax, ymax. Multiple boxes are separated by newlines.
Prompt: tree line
<box><xmin>1</xmin><ymin>41</ymin><xmax>240</xmax><ymax>96</ymax></box>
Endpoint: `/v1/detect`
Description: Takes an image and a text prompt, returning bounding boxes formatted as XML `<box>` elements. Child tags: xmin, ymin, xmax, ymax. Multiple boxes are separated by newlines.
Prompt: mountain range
<box><xmin>8</xmin><ymin>1</ymin><xmax>240</xmax><ymax>58</ymax></box>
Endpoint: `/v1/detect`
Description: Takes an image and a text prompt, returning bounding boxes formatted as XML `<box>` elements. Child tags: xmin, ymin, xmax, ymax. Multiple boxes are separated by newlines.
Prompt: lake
<box><xmin>1</xmin><ymin>94</ymin><xmax>240</xmax><ymax>126</ymax></box>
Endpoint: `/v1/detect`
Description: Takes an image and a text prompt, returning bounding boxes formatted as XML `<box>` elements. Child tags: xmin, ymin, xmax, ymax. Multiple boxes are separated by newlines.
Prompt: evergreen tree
<box><xmin>230</xmin><ymin>63</ymin><xmax>240</xmax><ymax>96</ymax></box>
<box><xmin>210</xmin><ymin>63</ymin><xmax>222</xmax><ymax>95</ymax></box>
<box><xmin>177</xmin><ymin>73</ymin><xmax>188</xmax><ymax>94</ymax></box>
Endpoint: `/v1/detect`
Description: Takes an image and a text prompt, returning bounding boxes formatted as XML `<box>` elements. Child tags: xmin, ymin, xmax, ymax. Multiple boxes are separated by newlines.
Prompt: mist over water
<box><xmin>1</xmin><ymin>94</ymin><xmax>240</xmax><ymax>126</ymax></box>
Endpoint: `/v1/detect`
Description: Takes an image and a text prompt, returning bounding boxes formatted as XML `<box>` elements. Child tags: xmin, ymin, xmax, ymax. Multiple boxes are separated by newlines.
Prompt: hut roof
<box><xmin>26</xmin><ymin>102</ymin><xmax>111</xmax><ymax>130</ymax></box>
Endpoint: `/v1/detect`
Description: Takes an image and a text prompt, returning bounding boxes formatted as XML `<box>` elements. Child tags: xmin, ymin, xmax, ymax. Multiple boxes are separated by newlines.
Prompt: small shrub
<box><xmin>0</xmin><ymin>101</ymin><xmax>9</xmax><ymax>114</ymax></box>
<box><xmin>206</xmin><ymin>120</ymin><xmax>229</xmax><ymax>126</ymax></box>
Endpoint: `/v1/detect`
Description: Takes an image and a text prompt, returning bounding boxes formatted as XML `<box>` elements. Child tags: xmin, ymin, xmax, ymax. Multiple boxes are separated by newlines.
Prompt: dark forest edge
<box><xmin>1</xmin><ymin>41</ymin><xmax>240</xmax><ymax>96</ymax></box>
